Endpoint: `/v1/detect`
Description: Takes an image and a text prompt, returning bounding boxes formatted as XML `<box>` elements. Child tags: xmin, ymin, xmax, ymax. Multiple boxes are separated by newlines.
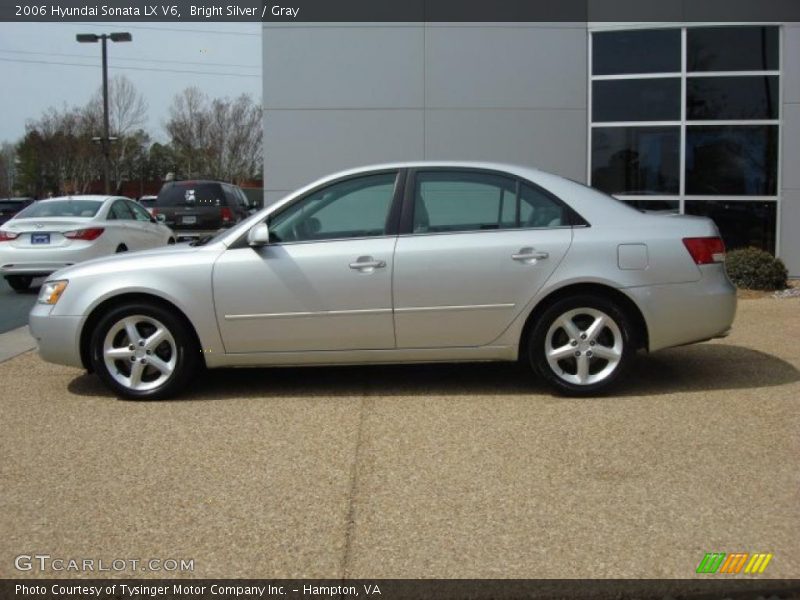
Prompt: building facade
<box><xmin>262</xmin><ymin>22</ymin><xmax>800</xmax><ymax>276</ymax></box>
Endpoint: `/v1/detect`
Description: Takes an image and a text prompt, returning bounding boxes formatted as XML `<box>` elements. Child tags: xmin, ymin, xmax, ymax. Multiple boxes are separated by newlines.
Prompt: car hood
<box><xmin>48</xmin><ymin>242</ymin><xmax>224</xmax><ymax>281</ymax></box>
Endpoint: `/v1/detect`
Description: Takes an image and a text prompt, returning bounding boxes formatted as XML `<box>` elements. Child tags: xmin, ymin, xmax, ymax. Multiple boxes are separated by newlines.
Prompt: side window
<box><xmin>519</xmin><ymin>184</ymin><xmax>568</xmax><ymax>228</ymax></box>
<box><xmin>108</xmin><ymin>200</ymin><xmax>134</xmax><ymax>220</ymax></box>
<box><xmin>128</xmin><ymin>201</ymin><xmax>152</xmax><ymax>222</ymax></box>
<box><xmin>413</xmin><ymin>171</ymin><xmax>518</xmax><ymax>233</ymax></box>
<box><xmin>269</xmin><ymin>172</ymin><xmax>398</xmax><ymax>243</ymax></box>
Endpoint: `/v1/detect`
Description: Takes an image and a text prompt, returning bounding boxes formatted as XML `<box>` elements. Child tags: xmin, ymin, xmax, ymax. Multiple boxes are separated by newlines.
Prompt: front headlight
<box><xmin>38</xmin><ymin>280</ymin><xmax>68</xmax><ymax>305</ymax></box>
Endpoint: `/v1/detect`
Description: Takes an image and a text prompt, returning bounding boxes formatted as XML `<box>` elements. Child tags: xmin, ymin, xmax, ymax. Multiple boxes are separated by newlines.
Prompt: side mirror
<box><xmin>247</xmin><ymin>222</ymin><xmax>270</xmax><ymax>246</ymax></box>
<box><xmin>155</xmin><ymin>213</ymin><xmax>166</xmax><ymax>223</ymax></box>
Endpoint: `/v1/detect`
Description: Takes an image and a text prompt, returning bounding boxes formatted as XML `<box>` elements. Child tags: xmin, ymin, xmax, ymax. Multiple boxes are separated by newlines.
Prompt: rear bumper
<box><xmin>0</xmin><ymin>246</ymin><xmax>97</xmax><ymax>276</ymax></box>
<box><xmin>626</xmin><ymin>265</ymin><xmax>737</xmax><ymax>352</ymax></box>
<box><xmin>28</xmin><ymin>304</ymin><xmax>85</xmax><ymax>368</ymax></box>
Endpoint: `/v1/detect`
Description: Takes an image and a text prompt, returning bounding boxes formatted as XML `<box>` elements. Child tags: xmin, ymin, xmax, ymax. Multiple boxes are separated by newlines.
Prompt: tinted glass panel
<box><xmin>15</xmin><ymin>200</ymin><xmax>101</xmax><ymax>218</ymax></box>
<box><xmin>685</xmin><ymin>126</ymin><xmax>778</xmax><ymax>195</ymax></box>
<box><xmin>621</xmin><ymin>199</ymin><xmax>680</xmax><ymax>213</ymax></box>
<box><xmin>685</xmin><ymin>200</ymin><xmax>776</xmax><ymax>253</ymax></box>
<box><xmin>593</xmin><ymin>29</ymin><xmax>681</xmax><ymax>75</ymax></box>
<box><xmin>591</xmin><ymin>127</ymin><xmax>680</xmax><ymax>195</ymax></box>
<box><xmin>270</xmin><ymin>172</ymin><xmax>397</xmax><ymax>242</ymax></box>
<box><xmin>519</xmin><ymin>184</ymin><xmax>568</xmax><ymax>228</ymax></box>
<box><xmin>128</xmin><ymin>201</ymin><xmax>152</xmax><ymax>222</ymax></box>
<box><xmin>109</xmin><ymin>201</ymin><xmax>134</xmax><ymax>220</ymax></box>
<box><xmin>593</xmin><ymin>78</ymin><xmax>680</xmax><ymax>122</ymax></box>
<box><xmin>687</xmin><ymin>76</ymin><xmax>778</xmax><ymax>120</ymax></box>
<box><xmin>688</xmin><ymin>26</ymin><xmax>778</xmax><ymax>72</ymax></box>
<box><xmin>414</xmin><ymin>172</ymin><xmax>517</xmax><ymax>233</ymax></box>
<box><xmin>156</xmin><ymin>183</ymin><xmax>224</xmax><ymax>207</ymax></box>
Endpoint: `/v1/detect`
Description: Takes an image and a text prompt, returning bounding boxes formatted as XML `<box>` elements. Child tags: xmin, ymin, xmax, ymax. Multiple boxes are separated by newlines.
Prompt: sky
<box><xmin>0</xmin><ymin>22</ymin><xmax>261</xmax><ymax>144</ymax></box>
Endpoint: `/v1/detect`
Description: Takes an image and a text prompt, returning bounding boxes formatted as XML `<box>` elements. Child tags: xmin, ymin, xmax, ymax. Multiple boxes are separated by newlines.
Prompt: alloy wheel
<box><xmin>102</xmin><ymin>315</ymin><xmax>177</xmax><ymax>392</ymax></box>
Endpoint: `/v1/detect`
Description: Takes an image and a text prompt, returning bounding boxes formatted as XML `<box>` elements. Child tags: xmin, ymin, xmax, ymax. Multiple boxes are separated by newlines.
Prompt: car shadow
<box><xmin>66</xmin><ymin>343</ymin><xmax>799</xmax><ymax>401</ymax></box>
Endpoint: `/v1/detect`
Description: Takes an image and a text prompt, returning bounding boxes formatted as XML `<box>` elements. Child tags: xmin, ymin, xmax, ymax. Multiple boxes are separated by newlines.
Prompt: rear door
<box><xmin>392</xmin><ymin>169</ymin><xmax>573</xmax><ymax>348</ymax></box>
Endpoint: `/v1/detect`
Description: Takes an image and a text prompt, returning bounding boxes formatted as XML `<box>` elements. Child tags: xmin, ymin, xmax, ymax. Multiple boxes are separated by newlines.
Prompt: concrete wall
<box><xmin>781</xmin><ymin>23</ymin><xmax>800</xmax><ymax>276</ymax></box>
<box><xmin>262</xmin><ymin>23</ymin><xmax>588</xmax><ymax>206</ymax></box>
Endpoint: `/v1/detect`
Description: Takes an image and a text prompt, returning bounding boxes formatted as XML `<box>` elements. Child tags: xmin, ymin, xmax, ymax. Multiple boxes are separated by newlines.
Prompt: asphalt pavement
<box><xmin>0</xmin><ymin>298</ymin><xmax>798</xmax><ymax>580</ymax></box>
<box><xmin>0</xmin><ymin>277</ymin><xmax>40</xmax><ymax>333</ymax></box>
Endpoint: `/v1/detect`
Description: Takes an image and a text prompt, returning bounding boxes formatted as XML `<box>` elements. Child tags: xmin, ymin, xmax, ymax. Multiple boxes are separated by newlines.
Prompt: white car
<box><xmin>0</xmin><ymin>195</ymin><xmax>175</xmax><ymax>292</ymax></box>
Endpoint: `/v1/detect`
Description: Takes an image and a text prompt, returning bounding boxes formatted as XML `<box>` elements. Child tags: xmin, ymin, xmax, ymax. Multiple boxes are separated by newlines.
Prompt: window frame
<box><xmin>398</xmin><ymin>167</ymin><xmax>586</xmax><ymax>236</ymax></box>
<box><xmin>256</xmin><ymin>169</ymin><xmax>405</xmax><ymax>246</ymax></box>
<box><xmin>588</xmin><ymin>23</ymin><xmax>782</xmax><ymax>253</ymax></box>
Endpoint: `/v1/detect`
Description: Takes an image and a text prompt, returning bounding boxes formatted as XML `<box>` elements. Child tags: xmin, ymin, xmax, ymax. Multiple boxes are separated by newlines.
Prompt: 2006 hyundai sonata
<box><xmin>29</xmin><ymin>162</ymin><xmax>736</xmax><ymax>400</ymax></box>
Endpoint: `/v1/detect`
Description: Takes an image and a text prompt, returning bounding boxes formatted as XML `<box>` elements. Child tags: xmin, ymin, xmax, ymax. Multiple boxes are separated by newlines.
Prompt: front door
<box><xmin>213</xmin><ymin>171</ymin><xmax>401</xmax><ymax>354</ymax></box>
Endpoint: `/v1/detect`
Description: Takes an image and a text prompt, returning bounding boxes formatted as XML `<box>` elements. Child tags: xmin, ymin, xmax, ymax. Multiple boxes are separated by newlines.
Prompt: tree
<box><xmin>165</xmin><ymin>88</ymin><xmax>262</xmax><ymax>182</ymax></box>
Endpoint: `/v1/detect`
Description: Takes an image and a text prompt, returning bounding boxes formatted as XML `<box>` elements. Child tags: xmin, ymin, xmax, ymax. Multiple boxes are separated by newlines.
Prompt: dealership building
<box><xmin>262</xmin><ymin>20</ymin><xmax>800</xmax><ymax>276</ymax></box>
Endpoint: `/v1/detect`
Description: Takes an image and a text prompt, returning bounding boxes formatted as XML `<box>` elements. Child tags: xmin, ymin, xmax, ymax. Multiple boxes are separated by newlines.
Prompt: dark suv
<box><xmin>153</xmin><ymin>181</ymin><xmax>252</xmax><ymax>239</ymax></box>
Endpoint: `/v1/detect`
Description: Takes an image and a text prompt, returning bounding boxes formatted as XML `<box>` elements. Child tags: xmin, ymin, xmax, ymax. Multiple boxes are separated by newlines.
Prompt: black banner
<box><xmin>2</xmin><ymin>580</ymin><xmax>800</xmax><ymax>600</ymax></box>
<box><xmin>2</xmin><ymin>0</ymin><xmax>800</xmax><ymax>22</ymax></box>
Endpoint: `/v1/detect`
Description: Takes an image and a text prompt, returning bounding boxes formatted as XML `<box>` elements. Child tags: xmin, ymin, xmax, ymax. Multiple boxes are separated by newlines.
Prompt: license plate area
<box><xmin>181</xmin><ymin>216</ymin><xmax>197</xmax><ymax>225</ymax></box>
<box><xmin>31</xmin><ymin>233</ymin><xmax>50</xmax><ymax>245</ymax></box>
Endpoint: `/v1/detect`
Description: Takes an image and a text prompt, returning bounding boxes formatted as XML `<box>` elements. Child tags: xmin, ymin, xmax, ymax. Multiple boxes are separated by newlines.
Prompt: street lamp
<box><xmin>76</xmin><ymin>32</ymin><xmax>132</xmax><ymax>194</ymax></box>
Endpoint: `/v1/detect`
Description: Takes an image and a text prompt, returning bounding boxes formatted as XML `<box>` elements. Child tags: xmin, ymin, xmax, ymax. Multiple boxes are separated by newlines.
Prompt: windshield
<box><xmin>15</xmin><ymin>199</ymin><xmax>102</xmax><ymax>218</ymax></box>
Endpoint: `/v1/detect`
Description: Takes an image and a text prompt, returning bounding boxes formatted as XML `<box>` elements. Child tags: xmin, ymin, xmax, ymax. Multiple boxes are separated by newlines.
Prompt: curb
<box><xmin>0</xmin><ymin>326</ymin><xmax>36</xmax><ymax>363</ymax></box>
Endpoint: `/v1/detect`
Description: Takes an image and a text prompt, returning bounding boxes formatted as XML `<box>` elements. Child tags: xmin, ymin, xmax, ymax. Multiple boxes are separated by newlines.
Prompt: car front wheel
<box><xmin>89</xmin><ymin>302</ymin><xmax>199</xmax><ymax>400</ymax></box>
<box><xmin>529</xmin><ymin>295</ymin><xmax>634</xmax><ymax>396</ymax></box>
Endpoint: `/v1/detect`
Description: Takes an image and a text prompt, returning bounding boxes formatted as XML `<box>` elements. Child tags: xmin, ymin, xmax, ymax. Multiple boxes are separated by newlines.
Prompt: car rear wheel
<box><xmin>528</xmin><ymin>295</ymin><xmax>634</xmax><ymax>396</ymax></box>
<box><xmin>89</xmin><ymin>302</ymin><xmax>199</xmax><ymax>400</ymax></box>
<box><xmin>5</xmin><ymin>275</ymin><xmax>33</xmax><ymax>292</ymax></box>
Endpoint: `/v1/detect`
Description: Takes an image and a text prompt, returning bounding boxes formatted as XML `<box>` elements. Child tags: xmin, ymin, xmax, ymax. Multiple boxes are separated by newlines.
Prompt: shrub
<box><xmin>725</xmin><ymin>247</ymin><xmax>788</xmax><ymax>291</ymax></box>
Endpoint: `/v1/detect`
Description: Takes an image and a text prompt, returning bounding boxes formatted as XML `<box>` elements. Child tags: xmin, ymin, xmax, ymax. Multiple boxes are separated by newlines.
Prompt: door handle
<box><xmin>349</xmin><ymin>256</ymin><xmax>386</xmax><ymax>270</ymax></box>
<box><xmin>512</xmin><ymin>248</ymin><xmax>549</xmax><ymax>262</ymax></box>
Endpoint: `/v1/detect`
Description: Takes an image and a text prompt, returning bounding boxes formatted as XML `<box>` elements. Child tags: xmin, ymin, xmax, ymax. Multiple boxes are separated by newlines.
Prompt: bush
<box><xmin>725</xmin><ymin>247</ymin><xmax>788</xmax><ymax>291</ymax></box>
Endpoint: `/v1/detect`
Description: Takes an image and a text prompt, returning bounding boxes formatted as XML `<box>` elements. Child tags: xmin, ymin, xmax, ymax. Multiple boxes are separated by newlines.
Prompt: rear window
<box><xmin>156</xmin><ymin>183</ymin><xmax>226</xmax><ymax>207</ymax></box>
<box><xmin>15</xmin><ymin>200</ymin><xmax>102</xmax><ymax>218</ymax></box>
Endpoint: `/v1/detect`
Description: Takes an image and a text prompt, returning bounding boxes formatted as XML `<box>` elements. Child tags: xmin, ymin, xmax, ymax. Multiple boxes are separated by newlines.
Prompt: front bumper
<box><xmin>28</xmin><ymin>304</ymin><xmax>85</xmax><ymax>368</ymax></box>
<box><xmin>626</xmin><ymin>264</ymin><xmax>737</xmax><ymax>352</ymax></box>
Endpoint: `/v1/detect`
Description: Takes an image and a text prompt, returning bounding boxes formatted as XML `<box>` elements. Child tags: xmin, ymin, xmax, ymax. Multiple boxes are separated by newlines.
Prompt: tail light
<box><xmin>0</xmin><ymin>231</ymin><xmax>20</xmax><ymax>242</ymax></box>
<box><xmin>220</xmin><ymin>206</ymin><xmax>233</xmax><ymax>224</ymax></box>
<box><xmin>683</xmin><ymin>237</ymin><xmax>725</xmax><ymax>265</ymax></box>
<box><xmin>64</xmin><ymin>228</ymin><xmax>105</xmax><ymax>241</ymax></box>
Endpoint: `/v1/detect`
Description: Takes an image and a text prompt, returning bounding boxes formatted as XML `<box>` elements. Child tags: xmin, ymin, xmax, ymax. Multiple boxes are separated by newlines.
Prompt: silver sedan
<box><xmin>29</xmin><ymin>163</ymin><xmax>736</xmax><ymax>399</ymax></box>
<box><xmin>1</xmin><ymin>195</ymin><xmax>175</xmax><ymax>292</ymax></box>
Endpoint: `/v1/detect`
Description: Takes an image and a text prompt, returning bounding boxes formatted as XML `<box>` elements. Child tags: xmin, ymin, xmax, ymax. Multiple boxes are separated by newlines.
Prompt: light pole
<box><xmin>76</xmin><ymin>32</ymin><xmax>132</xmax><ymax>194</ymax></box>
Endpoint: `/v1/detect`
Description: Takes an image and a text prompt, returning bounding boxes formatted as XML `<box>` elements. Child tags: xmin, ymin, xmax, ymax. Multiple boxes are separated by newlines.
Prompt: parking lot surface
<box><xmin>0</xmin><ymin>278</ymin><xmax>39</xmax><ymax>333</ymax></box>
<box><xmin>1</xmin><ymin>298</ymin><xmax>798</xmax><ymax>579</ymax></box>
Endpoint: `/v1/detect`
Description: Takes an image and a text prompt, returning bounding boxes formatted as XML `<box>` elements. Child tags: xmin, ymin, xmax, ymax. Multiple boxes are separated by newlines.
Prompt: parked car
<box><xmin>0</xmin><ymin>197</ymin><xmax>35</xmax><ymax>225</ymax></box>
<box><xmin>137</xmin><ymin>195</ymin><xmax>158</xmax><ymax>214</ymax></box>
<box><xmin>1</xmin><ymin>195</ymin><xmax>175</xmax><ymax>292</ymax></box>
<box><xmin>152</xmin><ymin>180</ymin><xmax>251</xmax><ymax>240</ymax></box>
<box><xmin>29</xmin><ymin>162</ymin><xmax>736</xmax><ymax>400</ymax></box>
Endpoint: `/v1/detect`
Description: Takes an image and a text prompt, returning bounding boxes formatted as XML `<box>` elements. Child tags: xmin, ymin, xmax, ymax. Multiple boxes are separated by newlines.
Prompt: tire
<box><xmin>5</xmin><ymin>275</ymin><xmax>33</xmax><ymax>292</ymax></box>
<box><xmin>528</xmin><ymin>294</ymin><xmax>635</xmax><ymax>396</ymax></box>
<box><xmin>89</xmin><ymin>302</ymin><xmax>199</xmax><ymax>400</ymax></box>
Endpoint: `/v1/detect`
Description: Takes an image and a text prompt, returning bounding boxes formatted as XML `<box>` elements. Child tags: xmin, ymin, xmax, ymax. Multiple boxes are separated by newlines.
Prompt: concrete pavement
<box><xmin>0</xmin><ymin>298</ymin><xmax>798</xmax><ymax>579</ymax></box>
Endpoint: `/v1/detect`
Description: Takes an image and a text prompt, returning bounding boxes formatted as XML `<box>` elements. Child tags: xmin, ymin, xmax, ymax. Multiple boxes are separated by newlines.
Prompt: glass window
<box><xmin>685</xmin><ymin>200</ymin><xmax>776</xmax><ymax>253</ymax></box>
<box><xmin>128</xmin><ymin>201</ymin><xmax>152</xmax><ymax>222</ymax></box>
<box><xmin>157</xmin><ymin>182</ymin><xmax>224</xmax><ymax>207</ymax></box>
<box><xmin>687</xmin><ymin>76</ymin><xmax>778</xmax><ymax>120</ymax></box>
<box><xmin>413</xmin><ymin>171</ymin><xmax>518</xmax><ymax>233</ymax></box>
<box><xmin>15</xmin><ymin>199</ymin><xmax>101</xmax><ymax>218</ymax></box>
<box><xmin>621</xmin><ymin>199</ymin><xmax>680</xmax><ymax>213</ymax></box>
<box><xmin>591</xmin><ymin>127</ymin><xmax>680</xmax><ymax>195</ymax></box>
<box><xmin>688</xmin><ymin>26</ymin><xmax>778</xmax><ymax>72</ymax></box>
<box><xmin>519</xmin><ymin>184</ymin><xmax>568</xmax><ymax>228</ymax></box>
<box><xmin>593</xmin><ymin>78</ymin><xmax>681</xmax><ymax>122</ymax></box>
<box><xmin>269</xmin><ymin>172</ymin><xmax>397</xmax><ymax>242</ymax></box>
<box><xmin>109</xmin><ymin>200</ymin><xmax>135</xmax><ymax>220</ymax></box>
<box><xmin>593</xmin><ymin>29</ymin><xmax>681</xmax><ymax>75</ymax></box>
<box><xmin>685</xmin><ymin>126</ymin><xmax>778</xmax><ymax>195</ymax></box>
